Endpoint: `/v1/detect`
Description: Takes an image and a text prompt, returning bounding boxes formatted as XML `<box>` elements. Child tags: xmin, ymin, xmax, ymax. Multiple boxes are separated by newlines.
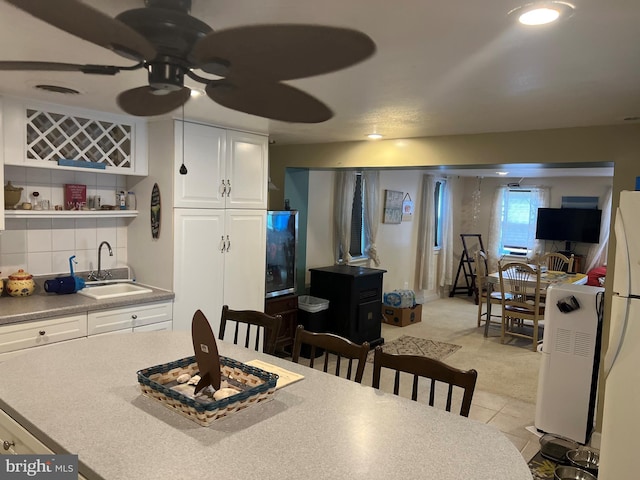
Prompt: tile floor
<box><xmin>468</xmin><ymin>388</ymin><xmax>541</xmax><ymax>462</ymax></box>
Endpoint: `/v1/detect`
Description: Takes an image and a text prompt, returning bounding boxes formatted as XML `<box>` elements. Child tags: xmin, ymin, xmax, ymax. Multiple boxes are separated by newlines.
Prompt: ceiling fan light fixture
<box><xmin>509</xmin><ymin>2</ymin><xmax>575</xmax><ymax>26</ymax></box>
<box><xmin>147</xmin><ymin>62</ymin><xmax>186</xmax><ymax>92</ymax></box>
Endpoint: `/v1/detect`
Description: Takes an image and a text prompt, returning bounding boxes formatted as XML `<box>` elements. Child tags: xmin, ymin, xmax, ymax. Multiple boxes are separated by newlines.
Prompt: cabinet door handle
<box><xmin>220</xmin><ymin>180</ymin><xmax>227</xmax><ymax>197</ymax></box>
<box><xmin>131</xmin><ymin>314</ymin><xmax>138</xmax><ymax>320</ymax></box>
<box><xmin>3</xmin><ymin>440</ymin><xmax>15</xmax><ymax>451</ymax></box>
<box><xmin>226</xmin><ymin>179</ymin><xmax>231</xmax><ymax>196</ymax></box>
<box><xmin>226</xmin><ymin>235</ymin><xmax>231</xmax><ymax>252</ymax></box>
<box><xmin>220</xmin><ymin>235</ymin><xmax>226</xmax><ymax>253</ymax></box>
<box><xmin>39</xmin><ymin>330</ymin><xmax>46</xmax><ymax>336</ymax></box>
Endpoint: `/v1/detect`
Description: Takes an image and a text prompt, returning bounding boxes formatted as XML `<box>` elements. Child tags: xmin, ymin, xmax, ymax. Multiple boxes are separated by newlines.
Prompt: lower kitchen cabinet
<box><xmin>87</xmin><ymin>300</ymin><xmax>173</xmax><ymax>336</ymax></box>
<box><xmin>0</xmin><ymin>408</ymin><xmax>53</xmax><ymax>455</ymax></box>
<box><xmin>265</xmin><ymin>294</ymin><xmax>298</xmax><ymax>355</ymax></box>
<box><xmin>0</xmin><ymin>408</ymin><xmax>89</xmax><ymax>479</ymax></box>
<box><xmin>0</xmin><ymin>300</ymin><xmax>173</xmax><ymax>359</ymax></box>
<box><xmin>0</xmin><ymin>314</ymin><xmax>87</xmax><ymax>359</ymax></box>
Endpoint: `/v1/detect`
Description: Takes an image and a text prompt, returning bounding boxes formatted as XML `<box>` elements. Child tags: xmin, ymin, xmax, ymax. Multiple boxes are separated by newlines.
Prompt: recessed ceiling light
<box><xmin>509</xmin><ymin>2</ymin><xmax>575</xmax><ymax>26</ymax></box>
<box><xmin>367</xmin><ymin>133</ymin><xmax>383</xmax><ymax>140</ymax></box>
<box><xmin>497</xmin><ymin>171</ymin><xmax>509</xmax><ymax>176</ymax></box>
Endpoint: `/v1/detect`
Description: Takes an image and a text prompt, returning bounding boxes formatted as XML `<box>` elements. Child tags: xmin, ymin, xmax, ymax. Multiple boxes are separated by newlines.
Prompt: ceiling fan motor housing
<box><xmin>147</xmin><ymin>62</ymin><xmax>185</xmax><ymax>93</ymax></box>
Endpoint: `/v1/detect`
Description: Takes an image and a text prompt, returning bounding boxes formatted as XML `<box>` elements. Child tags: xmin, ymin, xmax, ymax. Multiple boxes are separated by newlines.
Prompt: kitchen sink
<box><xmin>77</xmin><ymin>282</ymin><xmax>153</xmax><ymax>300</ymax></box>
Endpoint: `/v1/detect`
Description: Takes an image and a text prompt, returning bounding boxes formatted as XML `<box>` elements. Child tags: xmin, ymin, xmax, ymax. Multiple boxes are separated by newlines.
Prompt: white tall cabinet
<box><xmin>128</xmin><ymin>119</ymin><xmax>268</xmax><ymax>333</ymax></box>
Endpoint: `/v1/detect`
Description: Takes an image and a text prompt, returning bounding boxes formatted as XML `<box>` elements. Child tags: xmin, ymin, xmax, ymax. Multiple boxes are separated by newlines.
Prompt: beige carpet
<box><xmin>366</xmin><ymin>296</ymin><xmax>541</xmax><ymax>404</ymax></box>
<box><xmin>366</xmin><ymin>335</ymin><xmax>461</xmax><ymax>363</ymax></box>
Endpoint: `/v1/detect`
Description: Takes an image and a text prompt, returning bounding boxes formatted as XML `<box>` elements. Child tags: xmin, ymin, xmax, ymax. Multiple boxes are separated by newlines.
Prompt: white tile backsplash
<box><xmin>27</xmin><ymin>251</ymin><xmax>53</xmax><ymax>275</ymax></box>
<box><xmin>52</xmin><ymin>219</ymin><xmax>76</xmax><ymax>251</ymax></box>
<box><xmin>1</xmin><ymin>166</ymin><xmax>130</xmax><ymax>277</ymax></box>
<box><xmin>75</xmin><ymin>218</ymin><xmax>98</xmax><ymax>251</ymax></box>
<box><xmin>26</xmin><ymin>219</ymin><xmax>53</xmax><ymax>252</ymax></box>
<box><xmin>0</xmin><ymin>253</ymin><xmax>27</xmax><ymax>277</ymax></box>
<box><xmin>52</xmin><ymin>250</ymin><xmax>77</xmax><ymax>274</ymax></box>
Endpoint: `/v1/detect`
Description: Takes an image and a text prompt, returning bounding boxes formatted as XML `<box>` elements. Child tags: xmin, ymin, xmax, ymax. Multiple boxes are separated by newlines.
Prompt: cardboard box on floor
<box><xmin>381</xmin><ymin>304</ymin><xmax>422</xmax><ymax>327</ymax></box>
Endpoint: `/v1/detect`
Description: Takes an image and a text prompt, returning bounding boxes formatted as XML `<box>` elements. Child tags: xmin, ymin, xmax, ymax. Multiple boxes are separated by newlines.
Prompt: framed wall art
<box><xmin>383</xmin><ymin>189</ymin><xmax>403</xmax><ymax>224</ymax></box>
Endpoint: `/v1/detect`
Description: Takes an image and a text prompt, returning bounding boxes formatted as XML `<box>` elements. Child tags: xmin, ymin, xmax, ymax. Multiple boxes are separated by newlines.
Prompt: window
<box><xmin>337</xmin><ymin>172</ymin><xmax>367</xmax><ymax>262</ymax></box>
<box><xmin>500</xmin><ymin>189</ymin><xmax>537</xmax><ymax>256</ymax></box>
<box><xmin>434</xmin><ymin>180</ymin><xmax>444</xmax><ymax>247</ymax></box>
<box><xmin>349</xmin><ymin>173</ymin><xmax>365</xmax><ymax>258</ymax></box>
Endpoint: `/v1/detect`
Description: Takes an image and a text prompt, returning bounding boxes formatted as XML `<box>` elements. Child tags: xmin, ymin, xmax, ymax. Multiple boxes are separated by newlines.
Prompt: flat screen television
<box><xmin>535</xmin><ymin>208</ymin><xmax>602</xmax><ymax>249</ymax></box>
<box><xmin>265</xmin><ymin>210</ymin><xmax>298</xmax><ymax>298</ymax></box>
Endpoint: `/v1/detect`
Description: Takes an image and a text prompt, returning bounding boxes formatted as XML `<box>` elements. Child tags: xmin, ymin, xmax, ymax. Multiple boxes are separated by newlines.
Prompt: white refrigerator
<box><xmin>599</xmin><ymin>190</ymin><xmax>640</xmax><ymax>479</ymax></box>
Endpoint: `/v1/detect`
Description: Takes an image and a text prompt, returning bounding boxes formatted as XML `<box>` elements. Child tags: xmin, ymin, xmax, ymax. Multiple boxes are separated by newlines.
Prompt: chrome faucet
<box><xmin>88</xmin><ymin>241</ymin><xmax>113</xmax><ymax>281</ymax></box>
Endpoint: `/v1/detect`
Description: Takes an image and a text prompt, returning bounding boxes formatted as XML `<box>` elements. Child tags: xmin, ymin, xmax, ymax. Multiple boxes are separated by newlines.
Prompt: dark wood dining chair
<box><xmin>371</xmin><ymin>346</ymin><xmax>478</xmax><ymax>417</ymax></box>
<box><xmin>219</xmin><ymin>305</ymin><xmax>282</xmax><ymax>355</ymax></box>
<box><xmin>291</xmin><ymin>325</ymin><xmax>370</xmax><ymax>383</ymax></box>
<box><xmin>498</xmin><ymin>262</ymin><xmax>545</xmax><ymax>351</ymax></box>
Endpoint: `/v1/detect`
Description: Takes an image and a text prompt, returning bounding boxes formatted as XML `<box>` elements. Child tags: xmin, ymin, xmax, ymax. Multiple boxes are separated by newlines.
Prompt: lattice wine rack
<box><xmin>25</xmin><ymin>109</ymin><xmax>132</xmax><ymax>168</ymax></box>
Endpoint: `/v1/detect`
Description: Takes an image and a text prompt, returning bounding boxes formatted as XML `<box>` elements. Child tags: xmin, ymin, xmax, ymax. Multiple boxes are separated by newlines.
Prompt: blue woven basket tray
<box><xmin>137</xmin><ymin>355</ymin><xmax>278</xmax><ymax>425</ymax></box>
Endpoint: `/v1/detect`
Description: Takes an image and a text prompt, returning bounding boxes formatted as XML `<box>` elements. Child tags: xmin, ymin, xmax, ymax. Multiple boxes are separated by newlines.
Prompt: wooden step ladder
<box><xmin>449</xmin><ymin>234</ymin><xmax>484</xmax><ymax>300</ymax></box>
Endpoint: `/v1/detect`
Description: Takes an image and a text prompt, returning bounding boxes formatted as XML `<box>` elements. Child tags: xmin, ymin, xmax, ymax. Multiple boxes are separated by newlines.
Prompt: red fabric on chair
<box><xmin>586</xmin><ymin>266</ymin><xmax>607</xmax><ymax>286</ymax></box>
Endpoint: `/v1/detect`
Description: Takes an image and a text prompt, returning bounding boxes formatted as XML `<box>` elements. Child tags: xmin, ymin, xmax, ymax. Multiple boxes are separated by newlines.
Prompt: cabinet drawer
<box><xmin>88</xmin><ymin>301</ymin><xmax>173</xmax><ymax>335</ymax></box>
<box><xmin>134</xmin><ymin>320</ymin><xmax>173</xmax><ymax>333</ymax></box>
<box><xmin>265</xmin><ymin>295</ymin><xmax>298</xmax><ymax>314</ymax></box>
<box><xmin>0</xmin><ymin>314</ymin><xmax>87</xmax><ymax>355</ymax></box>
<box><xmin>0</xmin><ymin>409</ymin><xmax>53</xmax><ymax>454</ymax></box>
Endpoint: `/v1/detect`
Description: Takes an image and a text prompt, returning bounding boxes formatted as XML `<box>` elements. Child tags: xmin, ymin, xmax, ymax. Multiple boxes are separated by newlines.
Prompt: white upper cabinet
<box><xmin>173</xmin><ymin>120</ymin><xmax>267</xmax><ymax>210</ymax></box>
<box><xmin>173</xmin><ymin>120</ymin><xmax>226</xmax><ymax>208</ymax></box>
<box><xmin>1</xmin><ymin>97</ymin><xmax>148</xmax><ymax>176</ymax></box>
<box><xmin>225</xmin><ymin>129</ymin><xmax>268</xmax><ymax>209</ymax></box>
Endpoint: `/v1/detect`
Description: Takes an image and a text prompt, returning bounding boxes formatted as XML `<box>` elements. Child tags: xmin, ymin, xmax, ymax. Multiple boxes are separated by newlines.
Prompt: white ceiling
<box><xmin>0</xmin><ymin>0</ymin><xmax>636</xmax><ymax>177</ymax></box>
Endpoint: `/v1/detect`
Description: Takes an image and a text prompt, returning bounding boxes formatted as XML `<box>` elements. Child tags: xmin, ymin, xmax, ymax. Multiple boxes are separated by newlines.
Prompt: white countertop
<box><xmin>0</xmin><ymin>332</ymin><xmax>532</xmax><ymax>480</ymax></box>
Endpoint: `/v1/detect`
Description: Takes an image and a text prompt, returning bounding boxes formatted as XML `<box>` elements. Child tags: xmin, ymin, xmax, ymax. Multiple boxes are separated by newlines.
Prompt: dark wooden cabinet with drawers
<box><xmin>309</xmin><ymin>265</ymin><xmax>386</xmax><ymax>347</ymax></box>
<box><xmin>265</xmin><ymin>294</ymin><xmax>298</xmax><ymax>355</ymax></box>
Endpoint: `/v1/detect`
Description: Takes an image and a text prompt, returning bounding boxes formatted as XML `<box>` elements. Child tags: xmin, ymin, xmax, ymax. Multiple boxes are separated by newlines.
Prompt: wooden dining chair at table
<box><xmin>291</xmin><ymin>325</ymin><xmax>370</xmax><ymax>383</ymax></box>
<box><xmin>498</xmin><ymin>262</ymin><xmax>545</xmax><ymax>352</ymax></box>
<box><xmin>371</xmin><ymin>346</ymin><xmax>478</xmax><ymax>417</ymax></box>
<box><xmin>538</xmin><ymin>252</ymin><xmax>574</xmax><ymax>273</ymax></box>
<box><xmin>475</xmin><ymin>250</ymin><xmax>510</xmax><ymax>337</ymax></box>
<box><xmin>219</xmin><ymin>305</ymin><xmax>282</xmax><ymax>355</ymax></box>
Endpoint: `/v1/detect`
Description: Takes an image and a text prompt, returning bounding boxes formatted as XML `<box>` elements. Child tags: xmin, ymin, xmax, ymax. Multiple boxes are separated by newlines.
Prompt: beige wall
<box><xmin>270</xmin><ymin>123</ymin><xmax>639</xmax><ymax>434</ymax></box>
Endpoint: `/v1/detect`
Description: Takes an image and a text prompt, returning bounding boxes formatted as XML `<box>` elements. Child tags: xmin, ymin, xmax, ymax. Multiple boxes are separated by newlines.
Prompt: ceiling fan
<box><xmin>0</xmin><ymin>0</ymin><xmax>376</xmax><ymax>123</ymax></box>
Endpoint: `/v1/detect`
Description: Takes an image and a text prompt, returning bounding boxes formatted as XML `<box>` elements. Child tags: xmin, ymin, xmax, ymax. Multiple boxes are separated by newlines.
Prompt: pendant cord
<box><xmin>179</xmin><ymin>104</ymin><xmax>188</xmax><ymax>175</ymax></box>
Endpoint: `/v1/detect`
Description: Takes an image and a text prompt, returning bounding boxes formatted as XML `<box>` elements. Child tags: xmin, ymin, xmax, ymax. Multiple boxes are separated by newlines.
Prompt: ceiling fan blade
<box><xmin>192</xmin><ymin>24</ymin><xmax>375</xmax><ymax>80</ymax></box>
<box><xmin>0</xmin><ymin>61</ymin><xmax>141</xmax><ymax>75</ymax></box>
<box><xmin>6</xmin><ymin>0</ymin><xmax>156</xmax><ymax>61</ymax></box>
<box><xmin>205</xmin><ymin>80</ymin><xmax>333</xmax><ymax>123</ymax></box>
<box><xmin>117</xmin><ymin>86</ymin><xmax>190</xmax><ymax>117</ymax></box>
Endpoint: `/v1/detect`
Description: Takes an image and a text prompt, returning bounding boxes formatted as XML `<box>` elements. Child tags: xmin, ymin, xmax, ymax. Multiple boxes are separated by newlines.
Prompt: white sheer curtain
<box><xmin>416</xmin><ymin>175</ymin><xmax>436</xmax><ymax>290</ymax></box>
<box><xmin>438</xmin><ymin>176</ymin><xmax>455</xmax><ymax>290</ymax></box>
<box><xmin>363</xmin><ymin>170</ymin><xmax>381</xmax><ymax>266</ymax></box>
<box><xmin>334</xmin><ymin>170</ymin><xmax>356</xmax><ymax>264</ymax></box>
<box><xmin>585</xmin><ymin>187</ymin><xmax>612</xmax><ymax>271</ymax></box>
<box><xmin>487</xmin><ymin>186</ymin><xmax>507</xmax><ymax>272</ymax></box>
